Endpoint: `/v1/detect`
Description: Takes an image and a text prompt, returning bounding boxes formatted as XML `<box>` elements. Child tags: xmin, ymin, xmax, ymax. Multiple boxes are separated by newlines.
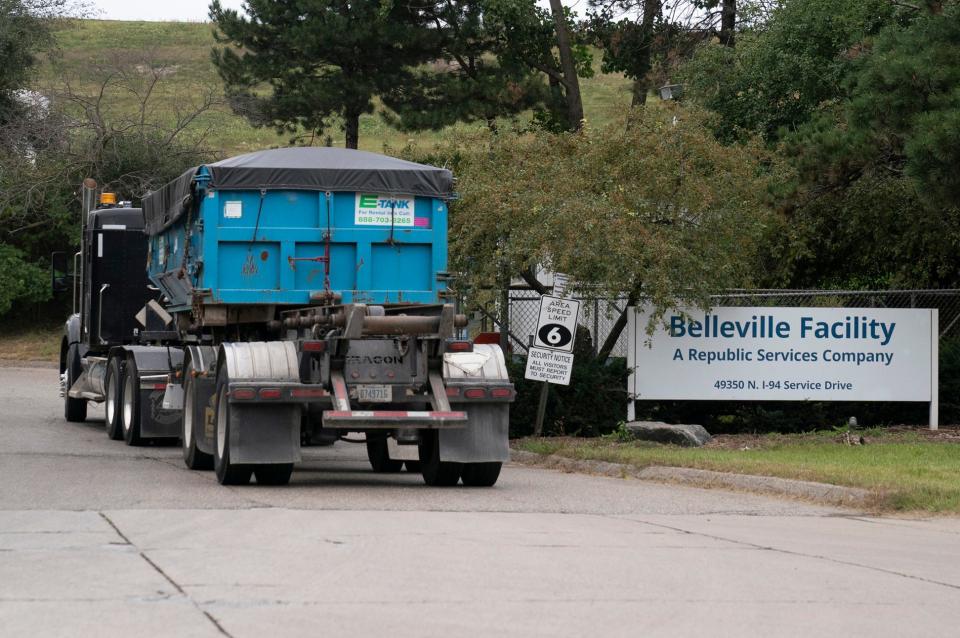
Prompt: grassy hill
<box><xmin>39</xmin><ymin>19</ymin><xmax>634</xmax><ymax>157</ymax></box>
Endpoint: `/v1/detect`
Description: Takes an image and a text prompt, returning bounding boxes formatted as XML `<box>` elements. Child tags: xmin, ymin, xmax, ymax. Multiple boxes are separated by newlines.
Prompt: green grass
<box><xmin>38</xmin><ymin>20</ymin><xmax>634</xmax><ymax>156</ymax></box>
<box><xmin>516</xmin><ymin>432</ymin><xmax>960</xmax><ymax>513</ymax></box>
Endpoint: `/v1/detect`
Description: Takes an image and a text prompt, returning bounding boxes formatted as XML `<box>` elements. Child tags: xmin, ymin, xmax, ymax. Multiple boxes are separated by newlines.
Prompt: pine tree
<box><xmin>209</xmin><ymin>0</ymin><xmax>438</xmax><ymax>149</ymax></box>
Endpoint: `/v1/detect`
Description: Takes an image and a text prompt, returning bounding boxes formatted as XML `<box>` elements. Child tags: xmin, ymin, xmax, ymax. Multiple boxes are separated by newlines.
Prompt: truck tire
<box><xmin>182</xmin><ymin>374</ymin><xmax>214</xmax><ymax>470</ymax></box>
<box><xmin>461</xmin><ymin>462</ymin><xmax>502</xmax><ymax>487</ymax></box>
<box><xmin>403</xmin><ymin>460</ymin><xmax>421</xmax><ymax>473</ymax></box>
<box><xmin>121</xmin><ymin>355</ymin><xmax>144</xmax><ymax>446</ymax></box>
<box><xmin>418</xmin><ymin>430</ymin><xmax>462</xmax><ymax>487</ymax></box>
<box><xmin>213</xmin><ymin>367</ymin><xmax>252</xmax><ymax>485</ymax></box>
<box><xmin>63</xmin><ymin>344</ymin><xmax>87</xmax><ymax>423</ymax></box>
<box><xmin>254</xmin><ymin>464</ymin><xmax>294</xmax><ymax>486</ymax></box>
<box><xmin>104</xmin><ymin>357</ymin><xmax>124</xmax><ymax>440</ymax></box>
<box><xmin>366</xmin><ymin>435</ymin><xmax>403</xmax><ymax>473</ymax></box>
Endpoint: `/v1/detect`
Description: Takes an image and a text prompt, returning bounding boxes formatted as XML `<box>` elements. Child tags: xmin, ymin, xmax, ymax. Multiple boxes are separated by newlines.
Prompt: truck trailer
<box><xmin>58</xmin><ymin>148</ymin><xmax>514</xmax><ymax>486</ymax></box>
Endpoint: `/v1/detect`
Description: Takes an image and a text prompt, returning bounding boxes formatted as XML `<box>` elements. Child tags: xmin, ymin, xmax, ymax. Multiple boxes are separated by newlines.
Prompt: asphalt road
<box><xmin>2</xmin><ymin>364</ymin><xmax>960</xmax><ymax>637</ymax></box>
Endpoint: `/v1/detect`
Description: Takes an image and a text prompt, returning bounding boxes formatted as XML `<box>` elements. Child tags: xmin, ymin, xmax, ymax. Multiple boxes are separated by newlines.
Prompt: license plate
<box><xmin>357</xmin><ymin>384</ymin><xmax>392</xmax><ymax>402</ymax></box>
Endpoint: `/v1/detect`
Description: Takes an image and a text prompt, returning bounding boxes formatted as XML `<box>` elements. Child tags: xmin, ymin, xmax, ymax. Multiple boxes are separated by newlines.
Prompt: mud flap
<box><xmin>139</xmin><ymin>388</ymin><xmax>182</xmax><ymax>438</ymax></box>
<box><xmin>229</xmin><ymin>403</ymin><xmax>302</xmax><ymax>464</ymax></box>
<box><xmin>439</xmin><ymin>404</ymin><xmax>510</xmax><ymax>463</ymax></box>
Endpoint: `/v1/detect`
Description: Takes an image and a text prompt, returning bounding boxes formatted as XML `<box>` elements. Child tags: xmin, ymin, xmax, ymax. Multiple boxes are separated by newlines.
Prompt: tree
<box><xmin>209</xmin><ymin>0</ymin><xmax>438</xmax><ymax>149</ymax></box>
<box><xmin>381</xmin><ymin>0</ymin><xmax>551</xmax><ymax>133</ymax></box>
<box><xmin>417</xmin><ymin>105</ymin><xmax>783</xmax><ymax>360</ymax></box>
<box><xmin>0</xmin><ymin>0</ymin><xmax>85</xmax><ymax>125</ymax></box>
<box><xmin>680</xmin><ymin>0</ymin><xmax>897</xmax><ymax>142</ymax></box>
<box><xmin>0</xmin><ymin>50</ymin><xmax>220</xmax><ymax>320</ymax></box>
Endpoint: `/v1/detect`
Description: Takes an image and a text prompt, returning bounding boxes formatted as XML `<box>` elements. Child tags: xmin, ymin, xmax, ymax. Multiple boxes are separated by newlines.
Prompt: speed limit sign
<box><xmin>532</xmin><ymin>295</ymin><xmax>580</xmax><ymax>353</ymax></box>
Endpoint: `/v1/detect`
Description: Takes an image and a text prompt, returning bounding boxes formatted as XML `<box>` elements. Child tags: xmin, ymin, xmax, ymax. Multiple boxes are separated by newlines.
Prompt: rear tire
<box><xmin>254</xmin><ymin>464</ymin><xmax>294</xmax><ymax>486</ymax></box>
<box><xmin>419</xmin><ymin>430</ymin><xmax>461</xmax><ymax>487</ymax></box>
<box><xmin>366</xmin><ymin>435</ymin><xmax>403</xmax><ymax>473</ymax></box>
<box><xmin>214</xmin><ymin>367</ymin><xmax>252</xmax><ymax>486</ymax></box>
<box><xmin>121</xmin><ymin>356</ymin><xmax>144</xmax><ymax>446</ymax></box>
<box><xmin>104</xmin><ymin>357</ymin><xmax>123</xmax><ymax>440</ymax></box>
<box><xmin>63</xmin><ymin>344</ymin><xmax>87</xmax><ymax>423</ymax></box>
<box><xmin>461</xmin><ymin>462</ymin><xmax>502</xmax><ymax>487</ymax></box>
<box><xmin>403</xmin><ymin>460</ymin><xmax>421</xmax><ymax>473</ymax></box>
<box><xmin>182</xmin><ymin>374</ymin><xmax>214</xmax><ymax>470</ymax></box>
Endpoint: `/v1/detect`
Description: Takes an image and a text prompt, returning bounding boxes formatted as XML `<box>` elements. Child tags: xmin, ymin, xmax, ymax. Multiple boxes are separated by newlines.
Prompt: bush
<box><xmin>507</xmin><ymin>354</ymin><xmax>629</xmax><ymax>438</ymax></box>
<box><xmin>0</xmin><ymin>244</ymin><xmax>50</xmax><ymax>316</ymax></box>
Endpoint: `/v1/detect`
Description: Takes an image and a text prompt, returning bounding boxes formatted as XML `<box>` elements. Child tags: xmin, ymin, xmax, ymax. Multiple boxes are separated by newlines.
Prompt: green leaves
<box><xmin>418</xmin><ymin>105</ymin><xmax>780</xmax><ymax>318</ymax></box>
<box><xmin>0</xmin><ymin>244</ymin><xmax>49</xmax><ymax>316</ymax></box>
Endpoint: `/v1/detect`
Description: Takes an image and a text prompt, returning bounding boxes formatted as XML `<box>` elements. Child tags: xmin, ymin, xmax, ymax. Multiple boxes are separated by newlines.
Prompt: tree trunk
<box><xmin>631</xmin><ymin>79</ymin><xmax>648</xmax><ymax>106</ymax></box>
<box><xmin>344</xmin><ymin>110</ymin><xmax>360</xmax><ymax>149</ymax></box>
<box><xmin>548</xmin><ymin>0</ymin><xmax>584</xmax><ymax>131</ymax></box>
<box><xmin>719</xmin><ymin>0</ymin><xmax>737</xmax><ymax>48</ymax></box>
<box><xmin>597</xmin><ymin>287</ymin><xmax>641</xmax><ymax>364</ymax></box>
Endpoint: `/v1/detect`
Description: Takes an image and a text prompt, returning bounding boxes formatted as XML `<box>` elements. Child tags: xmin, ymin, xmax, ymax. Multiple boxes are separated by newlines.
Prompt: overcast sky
<box><xmin>88</xmin><ymin>0</ymin><xmax>574</xmax><ymax>21</ymax></box>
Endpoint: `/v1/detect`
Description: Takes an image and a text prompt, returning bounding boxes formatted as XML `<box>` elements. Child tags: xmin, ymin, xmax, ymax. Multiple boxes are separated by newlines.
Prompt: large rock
<box><xmin>625</xmin><ymin>421</ymin><xmax>712</xmax><ymax>447</ymax></box>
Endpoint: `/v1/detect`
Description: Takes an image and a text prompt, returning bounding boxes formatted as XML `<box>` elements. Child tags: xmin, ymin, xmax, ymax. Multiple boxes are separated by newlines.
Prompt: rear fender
<box><xmin>438</xmin><ymin>344</ymin><xmax>512</xmax><ymax>463</ymax></box>
<box><xmin>218</xmin><ymin>341</ymin><xmax>302</xmax><ymax>464</ymax></box>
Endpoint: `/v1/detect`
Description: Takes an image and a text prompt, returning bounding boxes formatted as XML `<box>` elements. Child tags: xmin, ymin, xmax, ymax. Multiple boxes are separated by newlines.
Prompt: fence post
<box><xmin>593</xmin><ymin>299</ymin><xmax>599</xmax><ymax>357</ymax></box>
<box><xmin>499</xmin><ymin>288</ymin><xmax>509</xmax><ymax>352</ymax></box>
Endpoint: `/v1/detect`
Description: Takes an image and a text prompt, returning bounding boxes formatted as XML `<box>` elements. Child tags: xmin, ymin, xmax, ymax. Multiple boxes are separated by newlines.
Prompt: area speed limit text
<box><xmin>533</xmin><ymin>295</ymin><xmax>580</xmax><ymax>353</ymax></box>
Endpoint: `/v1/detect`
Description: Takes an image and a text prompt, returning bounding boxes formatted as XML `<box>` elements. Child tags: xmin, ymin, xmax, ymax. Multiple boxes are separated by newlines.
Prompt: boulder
<box><xmin>625</xmin><ymin>421</ymin><xmax>712</xmax><ymax>447</ymax></box>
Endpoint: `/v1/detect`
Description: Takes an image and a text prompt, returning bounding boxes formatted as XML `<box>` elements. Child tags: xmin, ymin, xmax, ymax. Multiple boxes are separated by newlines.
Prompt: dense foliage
<box><xmin>433</xmin><ymin>106</ymin><xmax>783</xmax><ymax>327</ymax></box>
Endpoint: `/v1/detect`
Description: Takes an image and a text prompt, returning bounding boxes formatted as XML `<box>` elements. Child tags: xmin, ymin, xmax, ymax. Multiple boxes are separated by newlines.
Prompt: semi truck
<box><xmin>57</xmin><ymin>147</ymin><xmax>514</xmax><ymax>487</ymax></box>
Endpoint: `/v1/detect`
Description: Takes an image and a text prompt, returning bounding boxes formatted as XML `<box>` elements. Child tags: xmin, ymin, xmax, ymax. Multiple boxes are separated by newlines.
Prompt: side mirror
<box><xmin>51</xmin><ymin>251</ymin><xmax>69</xmax><ymax>295</ymax></box>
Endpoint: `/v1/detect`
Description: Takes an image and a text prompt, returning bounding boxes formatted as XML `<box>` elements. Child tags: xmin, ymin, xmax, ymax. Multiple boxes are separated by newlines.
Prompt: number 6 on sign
<box><xmin>533</xmin><ymin>295</ymin><xmax>580</xmax><ymax>353</ymax></box>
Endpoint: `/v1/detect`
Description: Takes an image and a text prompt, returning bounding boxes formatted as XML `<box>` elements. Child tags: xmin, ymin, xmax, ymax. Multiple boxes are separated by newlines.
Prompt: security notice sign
<box><xmin>532</xmin><ymin>295</ymin><xmax>581</xmax><ymax>353</ymax></box>
<box><xmin>525</xmin><ymin>347</ymin><xmax>575</xmax><ymax>385</ymax></box>
<box><xmin>629</xmin><ymin>306</ymin><xmax>937</xmax><ymax>403</ymax></box>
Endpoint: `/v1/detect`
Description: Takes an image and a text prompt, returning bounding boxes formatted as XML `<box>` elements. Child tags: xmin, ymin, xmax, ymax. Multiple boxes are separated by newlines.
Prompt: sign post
<box><xmin>525</xmin><ymin>294</ymin><xmax>581</xmax><ymax>435</ymax></box>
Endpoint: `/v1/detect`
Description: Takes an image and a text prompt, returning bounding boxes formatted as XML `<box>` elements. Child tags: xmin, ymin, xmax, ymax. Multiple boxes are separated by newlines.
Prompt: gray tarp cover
<box><xmin>143</xmin><ymin>147</ymin><xmax>454</xmax><ymax>235</ymax></box>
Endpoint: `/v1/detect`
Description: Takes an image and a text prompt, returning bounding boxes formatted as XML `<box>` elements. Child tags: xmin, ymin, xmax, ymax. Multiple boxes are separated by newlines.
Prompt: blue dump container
<box><xmin>142</xmin><ymin>147</ymin><xmax>454</xmax><ymax>313</ymax></box>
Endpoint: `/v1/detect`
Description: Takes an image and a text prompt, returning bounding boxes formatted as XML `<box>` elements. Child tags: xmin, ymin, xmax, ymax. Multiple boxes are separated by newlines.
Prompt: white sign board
<box><xmin>552</xmin><ymin>272</ymin><xmax>570</xmax><ymax>299</ymax></box>
<box><xmin>354</xmin><ymin>193</ymin><xmax>415</xmax><ymax>226</ymax></box>
<box><xmin>533</xmin><ymin>295</ymin><xmax>581</xmax><ymax>353</ymax></box>
<box><xmin>629</xmin><ymin>306</ymin><xmax>937</xmax><ymax>402</ymax></box>
<box><xmin>525</xmin><ymin>346</ymin><xmax>574</xmax><ymax>385</ymax></box>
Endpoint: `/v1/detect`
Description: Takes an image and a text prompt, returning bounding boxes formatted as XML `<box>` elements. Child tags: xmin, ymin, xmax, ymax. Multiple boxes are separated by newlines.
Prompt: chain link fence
<box><xmin>480</xmin><ymin>289</ymin><xmax>960</xmax><ymax>357</ymax></box>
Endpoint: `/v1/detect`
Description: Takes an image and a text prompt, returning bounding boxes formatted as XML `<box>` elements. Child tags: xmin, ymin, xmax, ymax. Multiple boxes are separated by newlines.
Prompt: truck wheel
<box><xmin>461</xmin><ymin>462</ymin><xmax>502</xmax><ymax>487</ymax></box>
<box><xmin>366</xmin><ymin>435</ymin><xmax>403</xmax><ymax>473</ymax></box>
<box><xmin>121</xmin><ymin>355</ymin><xmax>144</xmax><ymax>446</ymax></box>
<box><xmin>63</xmin><ymin>344</ymin><xmax>87</xmax><ymax>423</ymax></box>
<box><xmin>418</xmin><ymin>430</ymin><xmax>462</xmax><ymax>487</ymax></box>
<box><xmin>254</xmin><ymin>464</ymin><xmax>294</xmax><ymax>486</ymax></box>
<box><xmin>404</xmin><ymin>460</ymin><xmax>421</xmax><ymax>473</ymax></box>
<box><xmin>182</xmin><ymin>374</ymin><xmax>214</xmax><ymax>470</ymax></box>
<box><xmin>104</xmin><ymin>357</ymin><xmax>123</xmax><ymax>440</ymax></box>
<box><xmin>213</xmin><ymin>368</ymin><xmax>252</xmax><ymax>485</ymax></box>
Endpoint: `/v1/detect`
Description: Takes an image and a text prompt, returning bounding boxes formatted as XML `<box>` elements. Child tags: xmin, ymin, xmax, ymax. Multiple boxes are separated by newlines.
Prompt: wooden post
<box><xmin>534</xmin><ymin>382</ymin><xmax>549</xmax><ymax>436</ymax></box>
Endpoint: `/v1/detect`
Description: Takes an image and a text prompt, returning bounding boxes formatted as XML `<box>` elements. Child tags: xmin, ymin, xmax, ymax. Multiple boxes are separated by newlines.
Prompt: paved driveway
<box><xmin>2</xmin><ymin>365</ymin><xmax>958</xmax><ymax>637</ymax></box>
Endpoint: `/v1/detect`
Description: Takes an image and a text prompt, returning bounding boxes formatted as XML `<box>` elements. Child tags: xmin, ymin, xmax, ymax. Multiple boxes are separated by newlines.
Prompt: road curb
<box><xmin>509</xmin><ymin>450</ymin><xmax>873</xmax><ymax>509</ymax></box>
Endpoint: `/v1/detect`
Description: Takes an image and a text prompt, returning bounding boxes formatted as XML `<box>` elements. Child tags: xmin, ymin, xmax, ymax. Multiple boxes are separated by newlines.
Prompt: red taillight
<box><xmin>232</xmin><ymin>388</ymin><xmax>256</xmax><ymax>400</ymax></box>
<box><xmin>259</xmin><ymin>388</ymin><xmax>282</xmax><ymax>400</ymax></box>
<box><xmin>490</xmin><ymin>387</ymin><xmax>512</xmax><ymax>399</ymax></box>
<box><xmin>291</xmin><ymin>387</ymin><xmax>328</xmax><ymax>398</ymax></box>
<box><xmin>302</xmin><ymin>341</ymin><xmax>327</xmax><ymax>353</ymax></box>
<box><xmin>464</xmin><ymin>388</ymin><xmax>487</xmax><ymax>399</ymax></box>
<box><xmin>447</xmin><ymin>340</ymin><xmax>473</xmax><ymax>352</ymax></box>
<box><xmin>446</xmin><ymin>386</ymin><xmax>461</xmax><ymax>397</ymax></box>
<box><xmin>153</xmin><ymin>383</ymin><xmax>167</xmax><ymax>390</ymax></box>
